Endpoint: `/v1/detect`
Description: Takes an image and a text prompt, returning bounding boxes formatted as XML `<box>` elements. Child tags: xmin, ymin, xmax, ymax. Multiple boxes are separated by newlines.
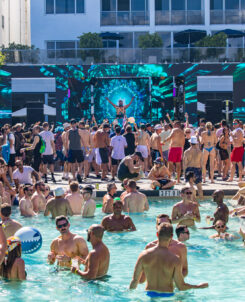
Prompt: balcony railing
<box><xmin>101</xmin><ymin>11</ymin><xmax>149</xmax><ymax>26</ymax></box>
<box><xmin>155</xmin><ymin>10</ymin><xmax>204</xmax><ymax>25</ymax></box>
<box><xmin>210</xmin><ymin>9</ymin><xmax>245</xmax><ymax>24</ymax></box>
<box><xmin>1</xmin><ymin>47</ymin><xmax>245</xmax><ymax>65</ymax></box>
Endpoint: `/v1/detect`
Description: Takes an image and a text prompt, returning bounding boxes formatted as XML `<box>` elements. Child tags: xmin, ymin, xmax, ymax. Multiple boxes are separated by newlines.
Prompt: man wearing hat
<box><xmin>101</xmin><ymin>198</ymin><xmax>136</xmax><ymax>232</ymax></box>
<box><xmin>183</xmin><ymin>136</ymin><xmax>203</xmax><ymax>199</ymax></box>
<box><xmin>150</xmin><ymin>124</ymin><xmax>163</xmax><ymax>163</ymax></box>
<box><xmin>44</xmin><ymin>187</ymin><xmax>73</xmax><ymax>219</ymax></box>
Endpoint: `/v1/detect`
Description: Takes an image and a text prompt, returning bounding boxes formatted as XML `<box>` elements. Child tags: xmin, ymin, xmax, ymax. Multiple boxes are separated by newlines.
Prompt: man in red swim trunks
<box><xmin>163</xmin><ymin>121</ymin><xmax>185</xmax><ymax>184</ymax></box>
<box><xmin>229</xmin><ymin>119</ymin><xmax>244</xmax><ymax>182</ymax></box>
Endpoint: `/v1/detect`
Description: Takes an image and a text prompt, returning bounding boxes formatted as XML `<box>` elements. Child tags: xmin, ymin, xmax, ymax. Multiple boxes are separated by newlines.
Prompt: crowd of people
<box><xmin>0</xmin><ymin>114</ymin><xmax>245</xmax><ymax>297</ymax></box>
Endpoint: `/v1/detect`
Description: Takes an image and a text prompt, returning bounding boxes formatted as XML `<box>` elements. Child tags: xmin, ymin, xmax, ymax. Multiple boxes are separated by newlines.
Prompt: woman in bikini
<box><xmin>201</xmin><ymin>122</ymin><xmax>217</xmax><ymax>183</ymax></box>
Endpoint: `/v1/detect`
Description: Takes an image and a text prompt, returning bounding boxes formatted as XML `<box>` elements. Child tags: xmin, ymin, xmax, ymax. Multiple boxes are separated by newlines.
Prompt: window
<box><xmin>47</xmin><ymin>41</ymin><xmax>77</xmax><ymax>58</ymax></box>
<box><xmin>210</xmin><ymin>0</ymin><xmax>223</xmax><ymax>10</ymax></box>
<box><xmin>155</xmin><ymin>0</ymin><xmax>169</xmax><ymax>10</ymax></box>
<box><xmin>172</xmin><ymin>0</ymin><xmax>185</xmax><ymax>10</ymax></box>
<box><xmin>119</xmin><ymin>33</ymin><xmax>133</xmax><ymax>48</ymax></box>
<box><xmin>225</xmin><ymin>0</ymin><xmax>239</xmax><ymax>9</ymax></box>
<box><xmin>102</xmin><ymin>0</ymin><xmax>116</xmax><ymax>11</ymax></box>
<box><xmin>46</xmin><ymin>0</ymin><xmax>85</xmax><ymax>14</ymax></box>
<box><xmin>46</xmin><ymin>0</ymin><xmax>54</xmax><ymax>13</ymax></box>
<box><xmin>242</xmin><ymin>0</ymin><xmax>245</xmax><ymax>9</ymax></box>
<box><xmin>1</xmin><ymin>16</ymin><xmax>4</xmax><ymax>29</ymax></box>
<box><xmin>187</xmin><ymin>0</ymin><xmax>201</xmax><ymax>10</ymax></box>
<box><xmin>132</xmin><ymin>0</ymin><xmax>145</xmax><ymax>11</ymax></box>
<box><xmin>118</xmin><ymin>0</ymin><xmax>130</xmax><ymax>11</ymax></box>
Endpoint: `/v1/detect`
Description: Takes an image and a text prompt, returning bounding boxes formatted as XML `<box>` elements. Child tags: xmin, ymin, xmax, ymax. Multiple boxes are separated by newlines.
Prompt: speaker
<box><xmin>26</xmin><ymin>102</ymin><xmax>44</xmax><ymax>125</ymax></box>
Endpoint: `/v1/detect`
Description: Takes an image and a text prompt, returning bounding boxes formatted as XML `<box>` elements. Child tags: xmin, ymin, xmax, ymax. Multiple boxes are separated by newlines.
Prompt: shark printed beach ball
<box><xmin>15</xmin><ymin>227</ymin><xmax>42</xmax><ymax>254</ymax></box>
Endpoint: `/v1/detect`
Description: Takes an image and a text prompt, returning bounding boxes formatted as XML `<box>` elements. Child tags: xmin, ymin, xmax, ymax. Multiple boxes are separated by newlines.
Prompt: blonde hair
<box><xmin>206</xmin><ymin>122</ymin><xmax>212</xmax><ymax>130</ymax></box>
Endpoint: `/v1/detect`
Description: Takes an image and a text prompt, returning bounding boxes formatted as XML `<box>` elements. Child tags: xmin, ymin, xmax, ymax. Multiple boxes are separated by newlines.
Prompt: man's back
<box><xmin>171</xmin><ymin>129</ymin><xmax>185</xmax><ymax>148</ymax></box>
<box><xmin>3</xmin><ymin>219</ymin><xmax>22</xmax><ymax>238</ymax></box>
<box><xmin>142</xmin><ymin>246</ymin><xmax>178</xmax><ymax>292</ymax></box>
<box><xmin>45</xmin><ymin>197</ymin><xmax>72</xmax><ymax>219</ymax></box>
<box><xmin>66</xmin><ymin>192</ymin><xmax>84</xmax><ymax>215</ymax></box>
<box><xmin>40</xmin><ymin>130</ymin><xmax>54</xmax><ymax>155</ymax></box>
<box><xmin>124</xmin><ymin>191</ymin><xmax>149</xmax><ymax>213</ymax></box>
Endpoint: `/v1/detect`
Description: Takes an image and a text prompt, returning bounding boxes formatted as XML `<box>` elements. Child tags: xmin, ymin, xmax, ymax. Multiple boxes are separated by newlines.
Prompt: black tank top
<box><xmin>34</xmin><ymin>135</ymin><xmax>42</xmax><ymax>156</ymax></box>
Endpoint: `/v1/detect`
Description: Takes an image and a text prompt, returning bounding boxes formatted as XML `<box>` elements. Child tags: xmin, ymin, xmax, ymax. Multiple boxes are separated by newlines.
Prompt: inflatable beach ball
<box><xmin>128</xmin><ymin>117</ymin><xmax>135</xmax><ymax>124</ymax></box>
<box><xmin>14</xmin><ymin>227</ymin><xmax>42</xmax><ymax>254</ymax></box>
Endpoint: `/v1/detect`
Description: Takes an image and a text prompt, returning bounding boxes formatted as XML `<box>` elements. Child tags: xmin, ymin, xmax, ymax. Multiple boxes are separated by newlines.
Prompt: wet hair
<box><xmin>1</xmin><ymin>203</ymin><xmax>11</xmax><ymax>217</ymax></box>
<box><xmin>156</xmin><ymin>214</ymin><xmax>172</xmax><ymax>224</ymax></box>
<box><xmin>55</xmin><ymin>215</ymin><xmax>69</xmax><ymax>226</ymax></box>
<box><xmin>69</xmin><ymin>181</ymin><xmax>79</xmax><ymax>193</ymax></box>
<box><xmin>90</xmin><ymin>224</ymin><xmax>105</xmax><ymax>239</ymax></box>
<box><xmin>128</xmin><ymin>180</ymin><xmax>137</xmax><ymax>189</ymax></box>
<box><xmin>158</xmin><ymin>223</ymin><xmax>173</xmax><ymax>240</ymax></box>
<box><xmin>186</xmin><ymin>171</ymin><xmax>195</xmax><ymax>182</ymax></box>
<box><xmin>107</xmin><ymin>183</ymin><xmax>116</xmax><ymax>193</ymax></box>
<box><xmin>176</xmin><ymin>225</ymin><xmax>188</xmax><ymax>238</ymax></box>
<box><xmin>0</xmin><ymin>245</ymin><xmax>21</xmax><ymax>278</ymax></box>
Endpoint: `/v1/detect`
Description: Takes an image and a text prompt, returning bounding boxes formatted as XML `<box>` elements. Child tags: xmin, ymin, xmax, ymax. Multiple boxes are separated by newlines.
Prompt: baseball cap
<box><xmin>189</xmin><ymin>136</ymin><xmax>198</xmax><ymax>144</ymax></box>
<box><xmin>154</xmin><ymin>124</ymin><xmax>163</xmax><ymax>130</ymax></box>
<box><xmin>54</xmin><ymin>187</ymin><xmax>65</xmax><ymax>197</ymax></box>
<box><xmin>63</xmin><ymin>123</ymin><xmax>70</xmax><ymax>129</ymax></box>
<box><xmin>154</xmin><ymin>157</ymin><xmax>163</xmax><ymax>165</ymax></box>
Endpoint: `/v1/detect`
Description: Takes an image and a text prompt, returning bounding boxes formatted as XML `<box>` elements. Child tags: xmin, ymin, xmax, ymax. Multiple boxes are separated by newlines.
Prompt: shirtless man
<box><xmin>130</xmin><ymin>223</ymin><xmax>208</xmax><ymax>296</ymax></box>
<box><xmin>78</xmin><ymin>121</ymin><xmax>92</xmax><ymax>180</ymax></box>
<box><xmin>163</xmin><ymin>121</ymin><xmax>185</xmax><ymax>184</ymax></box>
<box><xmin>229</xmin><ymin>119</ymin><xmax>244</xmax><ymax>182</ymax></box>
<box><xmin>135</xmin><ymin>124</ymin><xmax>150</xmax><ymax>174</ymax></box>
<box><xmin>200</xmin><ymin>122</ymin><xmax>217</xmax><ymax>183</ymax></box>
<box><xmin>71</xmin><ymin>224</ymin><xmax>110</xmax><ymax>280</ymax></box>
<box><xmin>141</xmin><ymin>214</ymin><xmax>188</xmax><ymax>278</ymax></box>
<box><xmin>171</xmin><ymin>187</ymin><xmax>200</xmax><ymax>227</ymax></box>
<box><xmin>66</xmin><ymin>181</ymin><xmax>84</xmax><ymax>215</ymax></box>
<box><xmin>183</xmin><ymin>136</ymin><xmax>203</xmax><ymax>198</ymax></box>
<box><xmin>94</xmin><ymin>123</ymin><xmax>110</xmax><ymax>180</ymax></box>
<box><xmin>120</xmin><ymin>179</ymin><xmax>130</xmax><ymax>203</ymax></box>
<box><xmin>44</xmin><ymin>187</ymin><xmax>73</xmax><ymax>219</ymax></box>
<box><xmin>82</xmin><ymin>186</ymin><xmax>96</xmax><ymax>218</ymax></box>
<box><xmin>0</xmin><ymin>203</ymin><xmax>22</xmax><ymax>238</ymax></box>
<box><xmin>101</xmin><ymin>199</ymin><xmax>136</xmax><ymax>232</ymax></box>
<box><xmin>212</xmin><ymin>190</ymin><xmax>229</xmax><ymax>225</ymax></box>
<box><xmin>150</xmin><ymin>125</ymin><xmax>163</xmax><ymax>162</ymax></box>
<box><xmin>106</xmin><ymin>97</ymin><xmax>134</xmax><ymax>119</ymax></box>
<box><xmin>123</xmin><ymin>180</ymin><xmax>149</xmax><ymax>213</ymax></box>
<box><xmin>117</xmin><ymin>152</ymin><xmax>143</xmax><ymax>182</ymax></box>
<box><xmin>148</xmin><ymin>157</ymin><xmax>176</xmax><ymax>190</ymax></box>
<box><xmin>0</xmin><ymin>181</ymin><xmax>12</xmax><ymax>206</ymax></box>
<box><xmin>48</xmin><ymin>215</ymin><xmax>88</xmax><ymax>268</ymax></box>
<box><xmin>210</xmin><ymin>220</ymin><xmax>238</xmax><ymax>240</ymax></box>
<box><xmin>102</xmin><ymin>183</ymin><xmax>117</xmax><ymax>214</ymax></box>
<box><xmin>31</xmin><ymin>181</ymin><xmax>46</xmax><ymax>212</ymax></box>
<box><xmin>61</xmin><ymin>123</ymin><xmax>70</xmax><ymax>180</ymax></box>
<box><xmin>19</xmin><ymin>184</ymin><xmax>36</xmax><ymax>217</ymax></box>
<box><xmin>64</xmin><ymin>119</ymin><xmax>85</xmax><ymax>183</ymax></box>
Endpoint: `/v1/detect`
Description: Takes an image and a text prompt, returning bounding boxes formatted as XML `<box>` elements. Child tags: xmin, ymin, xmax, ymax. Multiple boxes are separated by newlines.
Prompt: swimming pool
<box><xmin>1</xmin><ymin>199</ymin><xmax>245</xmax><ymax>302</ymax></box>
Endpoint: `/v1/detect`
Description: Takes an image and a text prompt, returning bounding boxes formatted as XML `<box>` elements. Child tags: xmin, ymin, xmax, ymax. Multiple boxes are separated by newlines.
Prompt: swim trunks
<box><xmin>146</xmin><ymin>291</ymin><xmax>174</xmax><ymax>298</ymax></box>
<box><xmin>168</xmin><ymin>147</ymin><xmax>183</xmax><ymax>163</ymax></box>
<box><xmin>158</xmin><ymin>179</ymin><xmax>171</xmax><ymax>187</ymax></box>
<box><xmin>99</xmin><ymin>148</ymin><xmax>109</xmax><ymax>164</ymax></box>
<box><xmin>136</xmin><ymin>145</ymin><xmax>148</xmax><ymax>159</ymax></box>
<box><xmin>231</xmin><ymin>146</ymin><xmax>244</xmax><ymax>163</ymax></box>
<box><xmin>151</xmin><ymin>149</ymin><xmax>160</xmax><ymax>162</ymax></box>
<box><xmin>185</xmin><ymin>167</ymin><xmax>202</xmax><ymax>184</ymax></box>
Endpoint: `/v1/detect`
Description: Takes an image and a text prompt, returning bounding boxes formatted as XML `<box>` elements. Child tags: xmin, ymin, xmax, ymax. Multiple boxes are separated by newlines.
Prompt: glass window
<box><xmin>47</xmin><ymin>42</ymin><xmax>55</xmax><ymax>49</ymax></box>
<box><xmin>156</xmin><ymin>32</ymin><xmax>171</xmax><ymax>47</ymax></box>
<box><xmin>56</xmin><ymin>0</ymin><xmax>75</xmax><ymax>14</ymax></box>
<box><xmin>132</xmin><ymin>0</ymin><xmax>145</xmax><ymax>11</ymax></box>
<box><xmin>210</xmin><ymin>0</ymin><xmax>223</xmax><ymax>9</ymax></box>
<box><xmin>225</xmin><ymin>0</ymin><xmax>239</xmax><ymax>9</ymax></box>
<box><xmin>172</xmin><ymin>0</ymin><xmax>185</xmax><ymax>10</ymax></box>
<box><xmin>242</xmin><ymin>0</ymin><xmax>245</xmax><ymax>9</ymax></box>
<box><xmin>187</xmin><ymin>0</ymin><xmax>201</xmax><ymax>10</ymax></box>
<box><xmin>134</xmin><ymin>32</ymin><xmax>148</xmax><ymax>47</ymax></box>
<box><xmin>155</xmin><ymin>0</ymin><xmax>169</xmax><ymax>10</ymax></box>
<box><xmin>118</xmin><ymin>0</ymin><xmax>130</xmax><ymax>11</ymax></box>
<box><xmin>46</xmin><ymin>0</ymin><xmax>54</xmax><ymax>13</ymax></box>
<box><xmin>119</xmin><ymin>32</ymin><xmax>133</xmax><ymax>48</ymax></box>
<box><xmin>77</xmin><ymin>0</ymin><xmax>84</xmax><ymax>13</ymax></box>
<box><xmin>102</xmin><ymin>0</ymin><xmax>116</xmax><ymax>11</ymax></box>
<box><xmin>56</xmin><ymin>41</ymin><xmax>76</xmax><ymax>49</ymax></box>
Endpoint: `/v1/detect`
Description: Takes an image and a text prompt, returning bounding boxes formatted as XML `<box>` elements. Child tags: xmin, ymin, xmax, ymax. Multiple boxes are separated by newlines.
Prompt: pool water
<box><xmin>1</xmin><ymin>199</ymin><xmax>245</xmax><ymax>302</ymax></box>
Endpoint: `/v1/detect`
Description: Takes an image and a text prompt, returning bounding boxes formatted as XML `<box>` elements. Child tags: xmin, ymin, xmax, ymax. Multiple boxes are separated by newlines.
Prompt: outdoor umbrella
<box><xmin>174</xmin><ymin>29</ymin><xmax>207</xmax><ymax>45</ymax></box>
<box><xmin>99</xmin><ymin>32</ymin><xmax>124</xmax><ymax>40</ymax></box>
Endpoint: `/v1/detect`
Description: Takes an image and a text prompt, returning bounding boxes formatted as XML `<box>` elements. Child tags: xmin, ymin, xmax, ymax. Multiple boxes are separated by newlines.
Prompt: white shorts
<box><xmin>136</xmin><ymin>145</ymin><xmax>148</xmax><ymax>159</ymax></box>
<box><xmin>95</xmin><ymin>148</ymin><xmax>102</xmax><ymax>165</ymax></box>
<box><xmin>88</xmin><ymin>148</ymin><xmax>96</xmax><ymax>163</ymax></box>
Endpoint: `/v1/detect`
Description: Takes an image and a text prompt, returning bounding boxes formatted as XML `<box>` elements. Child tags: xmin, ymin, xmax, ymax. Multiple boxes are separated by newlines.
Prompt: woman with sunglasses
<box><xmin>0</xmin><ymin>236</ymin><xmax>26</xmax><ymax>280</ymax></box>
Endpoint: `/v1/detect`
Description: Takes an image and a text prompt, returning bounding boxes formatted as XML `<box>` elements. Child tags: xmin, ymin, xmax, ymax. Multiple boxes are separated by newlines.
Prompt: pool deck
<box><xmin>48</xmin><ymin>172</ymin><xmax>239</xmax><ymax>198</ymax></box>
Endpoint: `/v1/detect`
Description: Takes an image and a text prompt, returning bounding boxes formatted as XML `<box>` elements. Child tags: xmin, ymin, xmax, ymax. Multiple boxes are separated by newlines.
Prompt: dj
<box><xmin>106</xmin><ymin>97</ymin><xmax>135</xmax><ymax>120</ymax></box>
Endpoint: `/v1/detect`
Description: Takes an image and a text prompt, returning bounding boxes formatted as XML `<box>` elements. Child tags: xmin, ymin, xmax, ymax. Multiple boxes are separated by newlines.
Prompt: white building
<box><xmin>30</xmin><ymin>0</ymin><xmax>245</xmax><ymax>52</ymax></box>
<box><xmin>0</xmin><ymin>0</ymin><xmax>31</xmax><ymax>47</ymax></box>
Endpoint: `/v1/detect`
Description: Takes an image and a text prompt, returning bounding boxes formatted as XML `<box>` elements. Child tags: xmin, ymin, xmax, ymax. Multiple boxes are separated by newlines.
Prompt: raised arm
<box><xmin>166</xmin><ymin>113</ymin><xmax>174</xmax><ymax>127</ymax></box>
<box><xmin>125</xmin><ymin>96</ymin><xmax>135</xmax><ymax>109</ymax></box>
<box><xmin>106</xmin><ymin>97</ymin><xmax>117</xmax><ymax>109</ymax></box>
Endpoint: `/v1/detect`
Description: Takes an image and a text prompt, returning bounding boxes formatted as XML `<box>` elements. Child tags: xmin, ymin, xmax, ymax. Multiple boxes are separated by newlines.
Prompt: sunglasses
<box><xmin>57</xmin><ymin>222</ymin><xmax>68</xmax><ymax>229</ymax></box>
<box><xmin>185</xmin><ymin>132</ymin><xmax>191</xmax><ymax>134</ymax></box>
<box><xmin>185</xmin><ymin>192</ymin><xmax>192</xmax><ymax>195</ymax></box>
<box><xmin>215</xmin><ymin>225</ymin><xmax>225</xmax><ymax>228</ymax></box>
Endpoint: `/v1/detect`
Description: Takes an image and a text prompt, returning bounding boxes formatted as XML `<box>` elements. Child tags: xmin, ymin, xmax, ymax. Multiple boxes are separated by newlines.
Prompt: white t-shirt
<box><xmin>110</xmin><ymin>135</ymin><xmax>127</xmax><ymax>160</ymax></box>
<box><xmin>160</xmin><ymin>130</ymin><xmax>171</xmax><ymax>152</ymax></box>
<box><xmin>40</xmin><ymin>131</ymin><xmax>54</xmax><ymax>155</ymax></box>
<box><xmin>8</xmin><ymin>133</ymin><xmax>15</xmax><ymax>154</ymax></box>
<box><xmin>13</xmin><ymin>166</ymin><xmax>34</xmax><ymax>184</ymax></box>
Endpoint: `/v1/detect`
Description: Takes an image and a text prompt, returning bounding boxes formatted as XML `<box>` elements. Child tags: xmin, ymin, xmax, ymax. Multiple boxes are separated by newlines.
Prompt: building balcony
<box><xmin>155</xmin><ymin>10</ymin><xmax>204</xmax><ymax>25</ymax></box>
<box><xmin>101</xmin><ymin>11</ymin><xmax>149</xmax><ymax>26</ymax></box>
<box><xmin>210</xmin><ymin>9</ymin><xmax>245</xmax><ymax>24</ymax></box>
<box><xmin>1</xmin><ymin>47</ymin><xmax>245</xmax><ymax>65</ymax></box>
